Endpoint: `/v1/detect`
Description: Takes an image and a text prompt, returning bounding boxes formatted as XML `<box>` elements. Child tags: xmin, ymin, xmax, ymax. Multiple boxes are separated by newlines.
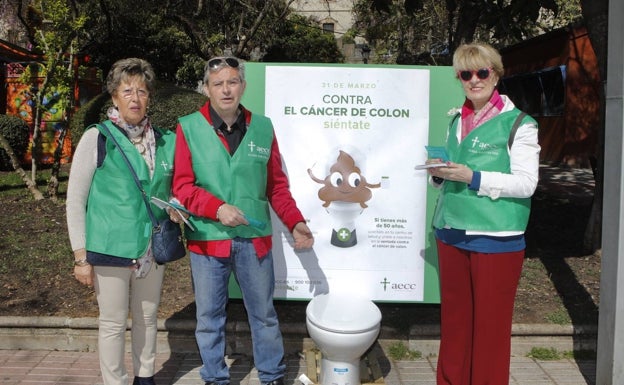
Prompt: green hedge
<box><xmin>69</xmin><ymin>81</ymin><xmax>207</xmax><ymax>147</ymax></box>
<box><xmin>0</xmin><ymin>115</ymin><xmax>30</xmax><ymax>171</ymax></box>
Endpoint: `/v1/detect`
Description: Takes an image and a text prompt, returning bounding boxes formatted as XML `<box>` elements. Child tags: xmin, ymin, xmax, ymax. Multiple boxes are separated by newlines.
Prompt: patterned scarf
<box><xmin>460</xmin><ymin>90</ymin><xmax>504</xmax><ymax>140</ymax></box>
<box><xmin>106</xmin><ymin>106</ymin><xmax>156</xmax><ymax>177</ymax></box>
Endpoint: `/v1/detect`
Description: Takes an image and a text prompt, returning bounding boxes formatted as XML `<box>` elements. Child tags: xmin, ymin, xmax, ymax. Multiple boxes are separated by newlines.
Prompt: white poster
<box><xmin>265</xmin><ymin>66</ymin><xmax>430</xmax><ymax>301</ymax></box>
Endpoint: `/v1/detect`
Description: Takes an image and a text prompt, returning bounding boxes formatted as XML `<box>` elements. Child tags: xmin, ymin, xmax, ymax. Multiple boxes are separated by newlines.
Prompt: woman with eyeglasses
<box><xmin>426</xmin><ymin>42</ymin><xmax>540</xmax><ymax>385</ymax></box>
<box><xmin>66</xmin><ymin>58</ymin><xmax>183</xmax><ymax>385</ymax></box>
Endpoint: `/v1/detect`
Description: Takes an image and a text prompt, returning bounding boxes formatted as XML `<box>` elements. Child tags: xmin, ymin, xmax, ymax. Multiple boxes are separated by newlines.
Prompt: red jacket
<box><xmin>172</xmin><ymin>101</ymin><xmax>305</xmax><ymax>258</ymax></box>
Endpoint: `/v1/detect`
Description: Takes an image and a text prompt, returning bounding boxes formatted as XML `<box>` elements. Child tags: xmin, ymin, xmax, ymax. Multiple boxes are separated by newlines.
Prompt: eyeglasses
<box><xmin>120</xmin><ymin>88</ymin><xmax>149</xmax><ymax>99</ymax></box>
<box><xmin>208</xmin><ymin>57</ymin><xmax>240</xmax><ymax>70</ymax></box>
<box><xmin>458</xmin><ymin>68</ymin><xmax>493</xmax><ymax>81</ymax></box>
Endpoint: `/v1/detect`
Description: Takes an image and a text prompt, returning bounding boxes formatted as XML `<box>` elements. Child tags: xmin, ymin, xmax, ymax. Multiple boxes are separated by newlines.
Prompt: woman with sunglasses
<box><xmin>427</xmin><ymin>42</ymin><xmax>540</xmax><ymax>385</ymax></box>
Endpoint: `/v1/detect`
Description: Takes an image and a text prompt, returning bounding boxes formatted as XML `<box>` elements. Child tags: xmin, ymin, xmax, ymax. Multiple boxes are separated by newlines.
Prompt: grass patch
<box><xmin>520</xmin><ymin>258</ymin><xmax>546</xmax><ymax>281</ymax></box>
<box><xmin>387</xmin><ymin>341</ymin><xmax>422</xmax><ymax>360</ymax></box>
<box><xmin>0</xmin><ymin>169</ymin><xmax>71</xmax><ymax>277</ymax></box>
<box><xmin>545</xmin><ymin>308</ymin><xmax>572</xmax><ymax>324</ymax></box>
<box><xmin>0</xmin><ymin>166</ymin><xmax>194</xmax><ymax>319</ymax></box>
<box><xmin>526</xmin><ymin>347</ymin><xmax>561</xmax><ymax>360</ymax></box>
<box><xmin>529</xmin><ymin>348</ymin><xmax>596</xmax><ymax>361</ymax></box>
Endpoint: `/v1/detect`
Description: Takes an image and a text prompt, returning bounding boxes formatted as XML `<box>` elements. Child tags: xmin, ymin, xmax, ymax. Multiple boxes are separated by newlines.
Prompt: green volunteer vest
<box><xmin>432</xmin><ymin>110</ymin><xmax>535</xmax><ymax>232</ymax></box>
<box><xmin>85</xmin><ymin>120</ymin><xmax>176</xmax><ymax>259</ymax></box>
<box><xmin>178</xmin><ymin>111</ymin><xmax>273</xmax><ymax>241</ymax></box>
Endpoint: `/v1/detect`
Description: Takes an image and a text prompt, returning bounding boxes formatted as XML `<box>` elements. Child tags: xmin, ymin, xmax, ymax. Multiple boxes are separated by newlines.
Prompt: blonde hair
<box><xmin>453</xmin><ymin>43</ymin><xmax>504</xmax><ymax>78</ymax></box>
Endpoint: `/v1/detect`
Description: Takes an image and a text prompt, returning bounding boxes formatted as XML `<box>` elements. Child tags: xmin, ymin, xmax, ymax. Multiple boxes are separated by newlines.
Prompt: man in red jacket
<box><xmin>172</xmin><ymin>56</ymin><xmax>314</xmax><ymax>385</ymax></box>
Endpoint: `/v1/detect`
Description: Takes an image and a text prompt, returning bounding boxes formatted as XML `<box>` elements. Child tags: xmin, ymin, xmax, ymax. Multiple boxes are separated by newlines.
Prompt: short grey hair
<box><xmin>202</xmin><ymin>56</ymin><xmax>246</xmax><ymax>84</ymax></box>
<box><xmin>106</xmin><ymin>58</ymin><xmax>156</xmax><ymax>95</ymax></box>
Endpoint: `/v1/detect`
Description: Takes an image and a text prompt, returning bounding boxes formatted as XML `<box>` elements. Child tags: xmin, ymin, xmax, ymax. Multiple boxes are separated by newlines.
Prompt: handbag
<box><xmin>98</xmin><ymin>124</ymin><xmax>186</xmax><ymax>265</ymax></box>
<box><xmin>150</xmin><ymin>216</ymin><xmax>187</xmax><ymax>265</ymax></box>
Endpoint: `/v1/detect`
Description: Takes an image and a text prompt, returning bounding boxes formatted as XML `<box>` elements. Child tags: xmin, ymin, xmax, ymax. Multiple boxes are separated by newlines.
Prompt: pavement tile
<box><xmin>0</xmin><ymin>346</ymin><xmax>597</xmax><ymax>385</ymax></box>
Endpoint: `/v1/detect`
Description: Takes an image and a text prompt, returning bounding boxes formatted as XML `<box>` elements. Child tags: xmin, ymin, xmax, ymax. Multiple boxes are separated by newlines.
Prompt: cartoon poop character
<box><xmin>308</xmin><ymin>150</ymin><xmax>381</xmax><ymax>248</ymax></box>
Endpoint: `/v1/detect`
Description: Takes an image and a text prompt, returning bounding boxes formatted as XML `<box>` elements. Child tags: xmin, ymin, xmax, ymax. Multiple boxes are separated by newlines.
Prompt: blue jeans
<box><xmin>190</xmin><ymin>239</ymin><xmax>285</xmax><ymax>385</ymax></box>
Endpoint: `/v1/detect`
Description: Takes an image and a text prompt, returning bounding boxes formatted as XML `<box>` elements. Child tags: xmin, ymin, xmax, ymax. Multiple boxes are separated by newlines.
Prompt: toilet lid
<box><xmin>306</xmin><ymin>294</ymin><xmax>382</xmax><ymax>333</ymax></box>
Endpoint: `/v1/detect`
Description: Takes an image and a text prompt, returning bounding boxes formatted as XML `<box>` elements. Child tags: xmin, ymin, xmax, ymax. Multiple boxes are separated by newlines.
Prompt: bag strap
<box><xmin>508</xmin><ymin>111</ymin><xmax>527</xmax><ymax>149</ymax></box>
<box><xmin>97</xmin><ymin>123</ymin><xmax>158</xmax><ymax>227</ymax></box>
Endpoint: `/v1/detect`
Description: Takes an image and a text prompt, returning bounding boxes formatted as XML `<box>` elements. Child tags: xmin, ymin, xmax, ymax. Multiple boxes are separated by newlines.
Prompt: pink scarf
<box><xmin>460</xmin><ymin>90</ymin><xmax>504</xmax><ymax>140</ymax></box>
<box><xmin>107</xmin><ymin>106</ymin><xmax>156</xmax><ymax>177</ymax></box>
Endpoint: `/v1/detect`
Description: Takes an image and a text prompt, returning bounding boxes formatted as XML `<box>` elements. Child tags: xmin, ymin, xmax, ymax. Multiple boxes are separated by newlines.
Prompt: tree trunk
<box><xmin>47</xmin><ymin>125</ymin><xmax>68</xmax><ymax>201</ymax></box>
<box><xmin>48</xmin><ymin>51</ymin><xmax>75</xmax><ymax>202</ymax></box>
<box><xmin>0</xmin><ymin>133</ymin><xmax>44</xmax><ymax>201</ymax></box>
<box><xmin>30</xmin><ymin>120</ymin><xmax>40</xmax><ymax>183</ymax></box>
<box><xmin>580</xmin><ymin>0</ymin><xmax>609</xmax><ymax>253</ymax></box>
<box><xmin>449</xmin><ymin>0</ymin><xmax>481</xmax><ymax>51</ymax></box>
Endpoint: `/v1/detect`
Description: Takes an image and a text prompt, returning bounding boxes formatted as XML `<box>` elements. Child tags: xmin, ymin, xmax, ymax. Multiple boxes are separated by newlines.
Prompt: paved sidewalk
<box><xmin>0</xmin><ymin>348</ymin><xmax>596</xmax><ymax>385</ymax></box>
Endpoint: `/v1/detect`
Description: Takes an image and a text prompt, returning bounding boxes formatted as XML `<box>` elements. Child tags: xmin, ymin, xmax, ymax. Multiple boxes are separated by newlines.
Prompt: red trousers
<box><xmin>436</xmin><ymin>240</ymin><xmax>524</xmax><ymax>385</ymax></box>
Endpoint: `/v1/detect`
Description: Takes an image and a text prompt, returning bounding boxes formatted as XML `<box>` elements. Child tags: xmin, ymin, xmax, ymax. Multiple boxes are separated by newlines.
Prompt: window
<box><xmin>500</xmin><ymin>66</ymin><xmax>566</xmax><ymax>117</ymax></box>
<box><xmin>322</xmin><ymin>23</ymin><xmax>335</xmax><ymax>34</ymax></box>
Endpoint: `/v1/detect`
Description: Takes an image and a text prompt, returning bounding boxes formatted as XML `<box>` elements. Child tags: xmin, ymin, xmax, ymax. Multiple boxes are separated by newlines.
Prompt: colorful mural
<box><xmin>6</xmin><ymin>62</ymin><xmax>72</xmax><ymax>164</ymax></box>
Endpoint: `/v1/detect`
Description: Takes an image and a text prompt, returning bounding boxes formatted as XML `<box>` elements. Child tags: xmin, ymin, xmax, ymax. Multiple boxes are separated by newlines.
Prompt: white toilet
<box><xmin>305</xmin><ymin>293</ymin><xmax>382</xmax><ymax>385</ymax></box>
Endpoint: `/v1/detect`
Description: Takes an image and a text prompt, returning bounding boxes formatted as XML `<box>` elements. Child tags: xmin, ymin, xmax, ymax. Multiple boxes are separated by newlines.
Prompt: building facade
<box><xmin>290</xmin><ymin>0</ymin><xmax>370</xmax><ymax>63</ymax></box>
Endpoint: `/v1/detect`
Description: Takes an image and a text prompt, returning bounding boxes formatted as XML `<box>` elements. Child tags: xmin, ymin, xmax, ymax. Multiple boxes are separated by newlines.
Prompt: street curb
<box><xmin>0</xmin><ymin>316</ymin><xmax>598</xmax><ymax>335</ymax></box>
<box><xmin>0</xmin><ymin>316</ymin><xmax>598</xmax><ymax>356</ymax></box>
<box><xmin>0</xmin><ymin>316</ymin><xmax>598</xmax><ymax>333</ymax></box>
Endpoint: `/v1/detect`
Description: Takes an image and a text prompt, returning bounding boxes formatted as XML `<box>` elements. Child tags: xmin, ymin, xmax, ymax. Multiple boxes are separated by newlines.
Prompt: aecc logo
<box><xmin>379</xmin><ymin>277</ymin><xmax>418</xmax><ymax>292</ymax></box>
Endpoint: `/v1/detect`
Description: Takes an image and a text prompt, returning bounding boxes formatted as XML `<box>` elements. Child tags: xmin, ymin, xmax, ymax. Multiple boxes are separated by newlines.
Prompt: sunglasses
<box><xmin>208</xmin><ymin>57</ymin><xmax>240</xmax><ymax>70</ymax></box>
<box><xmin>458</xmin><ymin>68</ymin><xmax>493</xmax><ymax>81</ymax></box>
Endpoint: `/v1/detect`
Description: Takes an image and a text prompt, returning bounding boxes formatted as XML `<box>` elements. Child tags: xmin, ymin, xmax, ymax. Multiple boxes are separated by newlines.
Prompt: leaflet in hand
<box><xmin>425</xmin><ymin>145</ymin><xmax>450</xmax><ymax>162</ymax></box>
<box><xmin>414</xmin><ymin>163</ymin><xmax>449</xmax><ymax>170</ymax></box>
<box><xmin>150</xmin><ymin>197</ymin><xmax>195</xmax><ymax>231</ymax></box>
<box><xmin>415</xmin><ymin>145</ymin><xmax>450</xmax><ymax>170</ymax></box>
<box><xmin>244</xmin><ymin>215</ymin><xmax>267</xmax><ymax>230</ymax></box>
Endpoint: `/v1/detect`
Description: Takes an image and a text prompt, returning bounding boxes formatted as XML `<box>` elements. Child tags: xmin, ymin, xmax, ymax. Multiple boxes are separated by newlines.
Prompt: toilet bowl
<box><xmin>306</xmin><ymin>293</ymin><xmax>382</xmax><ymax>385</ymax></box>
